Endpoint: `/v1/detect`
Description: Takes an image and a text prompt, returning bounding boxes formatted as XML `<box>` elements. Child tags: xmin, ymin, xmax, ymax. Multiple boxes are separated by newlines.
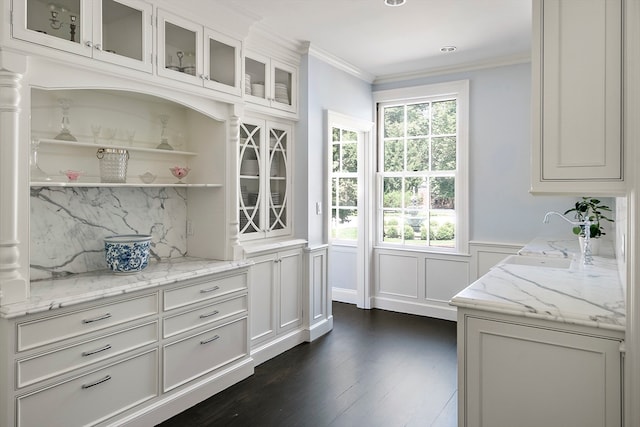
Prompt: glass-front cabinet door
<box><xmin>13</xmin><ymin>0</ymin><xmax>152</xmax><ymax>72</ymax></box>
<box><xmin>204</xmin><ymin>28</ymin><xmax>242</xmax><ymax>96</ymax></box>
<box><xmin>92</xmin><ymin>0</ymin><xmax>152</xmax><ymax>72</ymax></box>
<box><xmin>157</xmin><ymin>9</ymin><xmax>202</xmax><ymax>84</ymax></box>
<box><xmin>14</xmin><ymin>0</ymin><xmax>92</xmax><ymax>56</ymax></box>
<box><xmin>244</xmin><ymin>52</ymin><xmax>297</xmax><ymax>114</ymax></box>
<box><xmin>239</xmin><ymin>119</ymin><xmax>291</xmax><ymax>239</ymax></box>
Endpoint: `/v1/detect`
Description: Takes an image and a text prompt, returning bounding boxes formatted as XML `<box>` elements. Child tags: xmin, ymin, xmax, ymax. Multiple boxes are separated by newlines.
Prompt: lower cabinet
<box><xmin>248</xmin><ymin>246</ymin><xmax>303</xmax><ymax>362</ymax></box>
<box><xmin>458</xmin><ymin>311</ymin><xmax>623</xmax><ymax>427</ymax></box>
<box><xmin>2</xmin><ymin>267</ymin><xmax>252</xmax><ymax>427</ymax></box>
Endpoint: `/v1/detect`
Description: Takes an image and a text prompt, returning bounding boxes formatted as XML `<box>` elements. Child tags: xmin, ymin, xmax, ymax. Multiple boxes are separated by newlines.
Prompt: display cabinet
<box><xmin>244</xmin><ymin>51</ymin><xmax>297</xmax><ymax>114</ymax></box>
<box><xmin>239</xmin><ymin>118</ymin><xmax>292</xmax><ymax>240</ymax></box>
<box><xmin>157</xmin><ymin>8</ymin><xmax>242</xmax><ymax>96</ymax></box>
<box><xmin>12</xmin><ymin>0</ymin><xmax>153</xmax><ymax>72</ymax></box>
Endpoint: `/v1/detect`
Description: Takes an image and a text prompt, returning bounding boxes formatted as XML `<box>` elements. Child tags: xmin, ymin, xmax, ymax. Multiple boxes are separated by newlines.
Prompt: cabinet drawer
<box><xmin>163</xmin><ymin>317</ymin><xmax>247</xmax><ymax>391</ymax></box>
<box><xmin>163</xmin><ymin>272</ymin><xmax>247</xmax><ymax>311</ymax></box>
<box><xmin>17</xmin><ymin>349</ymin><xmax>158</xmax><ymax>427</ymax></box>
<box><xmin>17</xmin><ymin>321</ymin><xmax>158</xmax><ymax>388</ymax></box>
<box><xmin>163</xmin><ymin>295</ymin><xmax>247</xmax><ymax>338</ymax></box>
<box><xmin>17</xmin><ymin>294</ymin><xmax>158</xmax><ymax>351</ymax></box>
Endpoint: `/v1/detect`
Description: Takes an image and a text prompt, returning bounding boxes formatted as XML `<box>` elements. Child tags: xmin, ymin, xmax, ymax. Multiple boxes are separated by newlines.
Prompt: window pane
<box><xmin>383</xmin><ymin>211</ymin><xmax>402</xmax><ymax>242</ymax></box>
<box><xmin>384</xmin><ymin>139</ymin><xmax>404</xmax><ymax>172</ymax></box>
<box><xmin>342</xmin><ymin>129</ymin><xmax>357</xmax><ymax>142</ymax></box>
<box><xmin>338</xmin><ymin>178</ymin><xmax>358</xmax><ymax>206</ymax></box>
<box><xmin>342</xmin><ymin>142</ymin><xmax>357</xmax><ymax>173</ymax></box>
<box><xmin>332</xmin><ymin>127</ymin><xmax>340</xmax><ymax>141</ymax></box>
<box><xmin>429</xmin><ymin>211</ymin><xmax>455</xmax><ymax>248</ymax></box>
<box><xmin>432</xmin><ymin>100</ymin><xmax>456</xmax><ymax>135</ymax></box>
<box><xmin>407</xmin><ymin>103</ymin><xmax>430</xmax><ymax>136</ymax></box>
<box><xmin>431</xmin><ymin>137</ymin><xmax>456</xmax><ymax>171</ymax></box>
<box><xmin>332</xmin><ymin>144</ymin><xmax>340</xmax><ymax>173</ymax></box>
<box><xmin>331</xmin><ymin>178</ymin><xmax>337</xmax><ymax>205</ymax></box>
<box><xmin>384</xmin><ymin>106</ymin><xmax>404</xmax><ymax>138</ymax></box>
<box><xmin>406</xmin><ymin>138</ymin><xmax>429</xmax><ymax>172</ymax></box>
<box><xmin>431</xmin><ymin>177</ymin><xmax>455</xmax><ymax>209</ymax></box>
<box><xmin>383</xmin><ymin>177</ymin><xmax>402</xmax><ymax>208</ymax></box>
<box><xmin>334</xmin><ymin>209</ymin><xmax>358</xmax><ymax>240</ymax></box>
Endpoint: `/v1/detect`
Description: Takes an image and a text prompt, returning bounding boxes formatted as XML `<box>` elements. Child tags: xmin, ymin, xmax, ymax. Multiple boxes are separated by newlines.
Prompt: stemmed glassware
<box><xmin>30</xmin><ymin>138</ymin><xmax>51</xmax><ymax>181</ymax></box>
<box><xmin>54</xmin><ymin>98</ymin><xmax>77</xmax><ymax>141</ymax></box>
<box><xmin>91</xmin><ymin>124</ymin><xmax>101</xmax><ymax>144</ymax></box>
<box><xmin>156</xmin><ymin>114</ymin><xmax>174</xmax><ymax>150</ymax></box>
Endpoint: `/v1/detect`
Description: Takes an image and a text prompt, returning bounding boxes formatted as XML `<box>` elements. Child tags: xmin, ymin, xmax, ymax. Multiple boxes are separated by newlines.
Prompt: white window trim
<box><xmin>373</xmin><ymin>80</ymin><xmax>469</xmax><ymax>255</ymax></box>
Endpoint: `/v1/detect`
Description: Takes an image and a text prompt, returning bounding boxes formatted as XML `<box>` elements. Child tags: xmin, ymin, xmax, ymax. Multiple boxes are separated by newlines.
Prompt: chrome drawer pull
<box><xmin>200</xmin><ymin>285</ymin><xmax>220</xmax><ymax>294</ymax></box>
<box><xmin>81</xmin><ymin>375</ymin><xmax>112</xmax><ymax>389</ymax></box>
<box><xmin>200</xmin><ymin>335</ymin><xmax>220</xmax><ymax>345</ymax></box>
<box><xmin>199</xmin><ymin>310</ymin><xmax>220</xmax><ymax>319</ymax></box>
<box><xmin>82</xmin><ymin>344</ymin><xmax>112</xmax><ymax>357</ymax></box>
<box><xmin>82</xmin><ymin>313</ymin><xmax>112</xmax><ymax>324</ymax></box>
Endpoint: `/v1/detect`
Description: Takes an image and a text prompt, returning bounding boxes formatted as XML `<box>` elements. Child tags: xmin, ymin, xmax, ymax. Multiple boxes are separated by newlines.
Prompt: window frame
<box><xmin>373</xmin><ymin>80</ymin><xmax>469</xmax><ymax>254</ymax></box>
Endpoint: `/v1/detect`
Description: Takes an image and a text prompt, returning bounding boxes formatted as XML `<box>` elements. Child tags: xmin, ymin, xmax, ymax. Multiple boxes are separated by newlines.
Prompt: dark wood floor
<box><xmin>158</xmin><ymin>302</ymin><xmax>458</xmax><ymax>427</ymax></box>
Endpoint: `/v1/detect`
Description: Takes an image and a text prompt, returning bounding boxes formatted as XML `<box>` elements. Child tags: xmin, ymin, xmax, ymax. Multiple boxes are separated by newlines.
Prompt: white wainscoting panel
<box><xmin>469</xmin><ymin>241</ymin><xmax>523</xmax><ymax>282</ymax></box>
<box><xmin>377</xmin><ymin>252</ymin><xmax>419</xmax><ymax>298</ymax></box>
<box><xmin>328</xmin><ymin>245</ymin><xmax>358</xmax><ymax>304</ymax></box>
<box><xmin>425</xmin><ymin>257</ymin><xmax>469</xmax><ymax>302</ymax></box>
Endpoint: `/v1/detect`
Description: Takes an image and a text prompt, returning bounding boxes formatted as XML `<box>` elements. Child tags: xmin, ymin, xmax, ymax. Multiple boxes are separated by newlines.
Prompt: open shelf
<box><xmin>38</xmin><ymin>138</ymin><xmax>198</xmax><ymax>156</ymax></box>
<box><xmin>30</xmin><ymin>181</ymin><xmax>222</xmax><ymax>188</ymax></box>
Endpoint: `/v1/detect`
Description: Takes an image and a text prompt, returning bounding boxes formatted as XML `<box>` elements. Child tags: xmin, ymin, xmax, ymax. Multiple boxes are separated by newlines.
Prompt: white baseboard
<box><xmin>372</xmin><ymin>296</ymin><xmax>457</xmax><ymax>321</ymax></box>
<box><xmin>303</xmin><ymin>316</ymin><xmax>334</xmax><ymax>342</ymax></box>
<box><xmin>250</xmin><ymin>328</ymin><xmax>306</xmax><ymax>366</ymax></box>
<box><xmin>332</xmin><ymin>287</ymin><xmax>357</xmax><ymax>304</ymax></box>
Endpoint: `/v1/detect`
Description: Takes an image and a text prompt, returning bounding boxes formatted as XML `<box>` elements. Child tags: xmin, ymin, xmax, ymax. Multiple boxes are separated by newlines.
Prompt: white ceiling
<box><xmin>216</xmin><ymin>0</ymin><xmax>532</xmax><ymax>80</ymax></box>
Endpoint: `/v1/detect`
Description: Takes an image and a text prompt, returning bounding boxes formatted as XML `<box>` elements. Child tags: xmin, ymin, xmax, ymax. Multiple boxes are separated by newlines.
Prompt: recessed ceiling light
<box><xmin>440</xmin><ymin>46</ymin><xmax>457</xmax><ymax>53</ymax></box>
<box><xmin>385</xmin><ymin>0</ymin><xmax>406</xmax><ymax>6</ymax></box>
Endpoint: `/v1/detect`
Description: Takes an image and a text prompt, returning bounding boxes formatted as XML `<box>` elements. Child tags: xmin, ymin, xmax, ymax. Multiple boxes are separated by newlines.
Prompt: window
<box><xmin>331</xmin><ymin>126</ymin><xmax>359</xmax><ymax>241</ymax></box>
<box><xmin>374</xmin><ymin>80</ymin><xmax>469</xmax><ymax>252</ymax></box>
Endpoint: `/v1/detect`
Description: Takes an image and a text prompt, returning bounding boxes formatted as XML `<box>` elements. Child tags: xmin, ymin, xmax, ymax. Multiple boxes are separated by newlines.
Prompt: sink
<box><xmin>498</xmin><ymin>255</ymin><xmax>572</xmax><ymax>269</ymax></box>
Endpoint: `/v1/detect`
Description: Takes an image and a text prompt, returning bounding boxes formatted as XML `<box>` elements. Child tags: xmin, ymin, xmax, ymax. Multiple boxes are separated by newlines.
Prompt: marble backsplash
<box><xmin>30</xmin><ymin>186</ymin><xmax>187</xmax><ymax>281</ymax></box>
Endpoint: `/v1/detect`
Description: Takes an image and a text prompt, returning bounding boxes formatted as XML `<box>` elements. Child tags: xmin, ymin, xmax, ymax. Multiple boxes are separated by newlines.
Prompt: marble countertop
<box><xmin>451</xmin><ymin>238</ymin><xmax>625</xmax><ymax>332</ymax></box>
<box><xmin>1</xmin><ymin>257</ymin><xmax>252</xmax><ymax>319</ymax></box>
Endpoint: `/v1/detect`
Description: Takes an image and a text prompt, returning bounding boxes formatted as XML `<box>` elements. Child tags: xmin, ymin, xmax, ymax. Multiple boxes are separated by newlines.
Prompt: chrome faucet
<box><xmin>543</xmin><ymin>211</ymin><xmax>593</xmax><ymax>265</ymax></box>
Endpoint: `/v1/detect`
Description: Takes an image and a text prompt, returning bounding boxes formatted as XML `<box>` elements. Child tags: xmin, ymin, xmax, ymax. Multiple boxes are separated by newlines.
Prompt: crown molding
<box><xmin>302</xmin><ymin>42</ymin><xmax>375</xmax><ymax>84</ymax></box>
<box><xmin>373</xmin><ymin>52</ymin><xmax>532</xmax><ymax>85</ymax></box>
<box><xmin>245</xmin><ymin>23</ymin><xmax>304</xmax><ymax>64</ymax></box>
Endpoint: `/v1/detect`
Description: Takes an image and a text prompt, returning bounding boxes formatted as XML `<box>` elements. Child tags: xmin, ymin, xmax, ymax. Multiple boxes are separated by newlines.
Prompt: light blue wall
<box><xmin>374</xmin><ymin>63</ymin><xmax>580</xmax><ymax>244</ymax></box>
<box><xmin>296</xmin><ymin>54</ymin><xmax>373</xmax><ymax>246</ymax></box>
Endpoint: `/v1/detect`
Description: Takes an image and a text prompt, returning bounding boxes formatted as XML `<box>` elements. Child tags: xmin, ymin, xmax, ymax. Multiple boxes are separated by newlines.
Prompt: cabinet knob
<box><xmin>201</xmin><ymin>75</ymin><xmax>210</xmax><ymax>81</ymax></box>
<box><xmin>85</xmin><ymin>41</ymin><xmax>93</xmax><ymax>47</ymax></box>
<box><xmin>94</xmin><ymin>43</ymin><xmax>102</xmax><ymax>51</ymax></box>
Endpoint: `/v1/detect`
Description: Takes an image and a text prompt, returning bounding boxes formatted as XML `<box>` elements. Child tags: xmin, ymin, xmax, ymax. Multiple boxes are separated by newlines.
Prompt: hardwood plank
<box><xmin>157</xmin><ymin>302</ymin><xmax>457</xmax><ymax>427</ymax></box>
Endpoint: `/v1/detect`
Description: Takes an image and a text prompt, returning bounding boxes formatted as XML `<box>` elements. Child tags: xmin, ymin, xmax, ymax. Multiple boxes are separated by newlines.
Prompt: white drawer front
<box><xmin>17</xmin><ymin>321</ymin><xmax>158</xmax><ymax>388</ymax></box>
<box><xmin>17</xmin><ymin>349</ymin><xmax>158</xmax><ymax>427</ymax></box>
<box><xmin>163</xmin><ymin>295</ymin><xmax>248</xmax><ymax>338</ymax></box>
<box><xmin>17</xmin><ymin>294</ymin><xmax>159</xmax><ymax>351</ymax></box>
<box><xmin>163</xmin><ymin>273</ymin><xmax>247</xmax><ymax>311</ymax></box>
<box><xmin>163</xmin><ymin>317</ymin><xmax>247</xmax><ymax>391</ymax></box>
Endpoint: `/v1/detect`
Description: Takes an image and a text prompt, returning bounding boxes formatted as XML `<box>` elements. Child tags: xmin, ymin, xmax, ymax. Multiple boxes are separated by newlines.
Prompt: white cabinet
<box><xmin>12</xmin><ymin>0</ymin><xmax>153</xmax><ymax>72</ymax></box>
<box><xmin>239</xmin><ymin>118</ymin><xmax>292</xmax><ymax>240</ymax></box>
<box><xmin>244</xmin><ymin>51</ymin><xmax>298</xmax><ymax>114</ymax></box>
<box><xmin>458</xmin><ymin>311</ymin><xmax>623</xmax><ymax>427</ymax></box>
<box><xmin>248</xmin><ymin>248</ymin><xmax>303</xmax><ymax>350</ymax></box>
<box><xmin>157</xmin><ymin>9</ymin><xmax>242</xmax><ymax>96</ymax></box>
<box><xmin>531</xmin><ymin>0</ymin><xmax>624</xmax><ymax>194</ymax></box>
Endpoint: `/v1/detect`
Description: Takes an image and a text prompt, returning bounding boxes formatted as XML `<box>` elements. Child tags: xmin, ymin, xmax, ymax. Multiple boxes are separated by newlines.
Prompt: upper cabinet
<box><xmin>12</xmin><ymin>0</ymin><xmax>153</xmax><ymax>72</ymax></box>
<box><xmin>244</xmin><ymin>51</ymin><xmax>298</xmax><ymax>115</ymax></box>
<box><xmin>157</xmin><ymin>9</ymin><xmax>242</xmax><ymax>96</ymax></box>
<box><xmin>531</xmin><ymin>0</ymin><xmax>624</xmax><ymax>194</ymax></box>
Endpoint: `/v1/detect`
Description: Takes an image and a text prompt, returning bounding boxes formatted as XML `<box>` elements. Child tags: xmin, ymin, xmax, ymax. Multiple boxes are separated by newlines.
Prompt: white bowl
<box><xmin>104</xmin><ymin>234</ymin><xmax>152</xmax><ymax>274</ymax></box>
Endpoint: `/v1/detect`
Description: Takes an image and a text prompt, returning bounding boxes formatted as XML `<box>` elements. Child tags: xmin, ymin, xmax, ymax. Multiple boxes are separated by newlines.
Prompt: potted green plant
<box><xmin>564</xmin><ymin>197</ymin><xmax>614</xmax><ymax>255</ymax></box>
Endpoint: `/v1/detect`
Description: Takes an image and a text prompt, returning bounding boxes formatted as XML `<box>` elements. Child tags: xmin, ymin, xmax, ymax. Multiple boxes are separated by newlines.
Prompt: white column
<box><xmin>0</xmin><ymin>52</ymin><xmax>28</xmax><ymax>305</ymax></box>
<box><xmin>228</xmin><ymin>104</ymin><xmax>244</xmax><ymax>260</ymax></box>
